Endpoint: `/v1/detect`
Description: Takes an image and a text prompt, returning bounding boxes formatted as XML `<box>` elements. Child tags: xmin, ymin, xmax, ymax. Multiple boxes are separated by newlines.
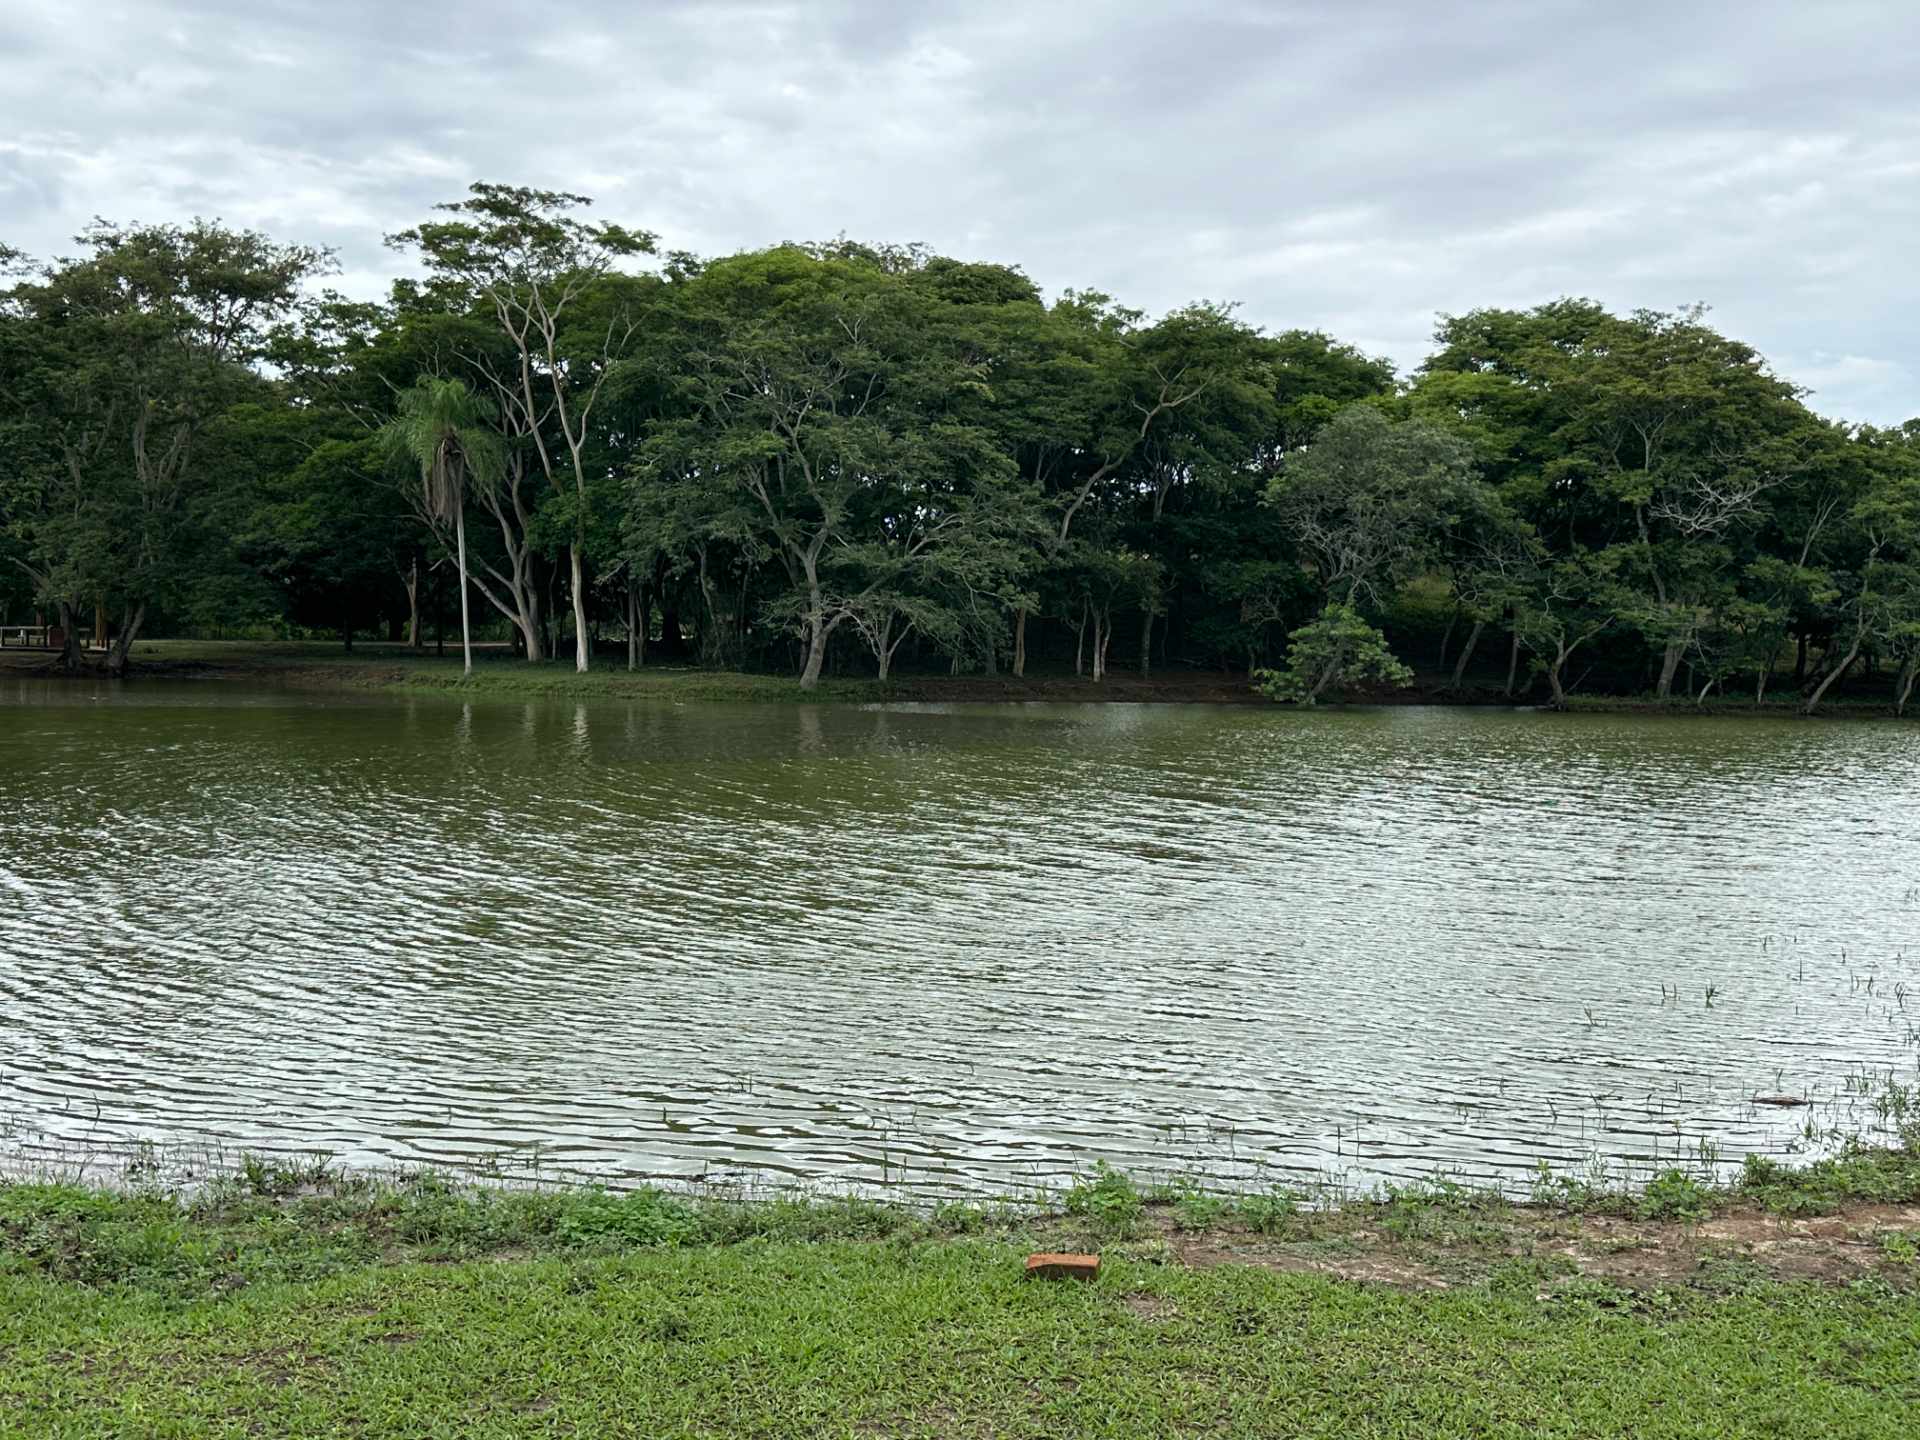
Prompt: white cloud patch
<box><xmin>1</xmin><ymin>0</ymin><xmax>1915</xmax><ymax>421</ymax></box>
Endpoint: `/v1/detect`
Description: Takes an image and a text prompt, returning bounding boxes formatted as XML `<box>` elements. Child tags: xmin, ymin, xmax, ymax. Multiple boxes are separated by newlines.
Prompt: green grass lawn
<box><xmin>8</xmin><ymin>1239</ymin><xmax>1919</xmax><ymax>1439</ymax></box>
<box><xmin>6</xmin><ymin>1239</ymin><xmax>1919</xmax><ymax>1439</ymax></box>
<box><xmin>14</xmin><ymin>638</ymin><xmax>1896</xmax><ymax>714</ymax></box>
<box><xmin>3</xmin><ymin>1156</ymin><xmax>1918</xmax><ymax>1438</ymax></box>
<box><xmin>94</xmin><ymin>639</ymin><xmax>893</xmax><ymax>703</ymax></box>
<box><xmin>62</xmin><ymin>638</ymin><xmax>1268</xmax><ymax>705</ymax></box>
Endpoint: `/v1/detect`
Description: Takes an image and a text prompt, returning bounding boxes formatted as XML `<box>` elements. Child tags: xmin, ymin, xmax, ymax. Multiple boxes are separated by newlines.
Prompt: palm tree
<box><xmin>379</xmin><ymin>379</ymin><xmax>504</xmax><ymax>677</ymax></box>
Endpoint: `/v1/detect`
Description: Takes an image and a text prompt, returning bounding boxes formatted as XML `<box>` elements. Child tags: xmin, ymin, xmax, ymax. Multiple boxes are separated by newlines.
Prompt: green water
<box><xmin>2</xmin><ymin>678</ymin><xmax>1916</xmax><ymax>1195</ymax></box>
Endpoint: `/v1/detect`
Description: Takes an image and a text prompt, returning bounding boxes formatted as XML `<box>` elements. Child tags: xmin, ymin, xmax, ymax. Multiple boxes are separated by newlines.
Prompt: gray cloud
<box><xmin>3</xmin><ymin>0</ymin><xmax>1916</xmax><ymax>420</ymax></box>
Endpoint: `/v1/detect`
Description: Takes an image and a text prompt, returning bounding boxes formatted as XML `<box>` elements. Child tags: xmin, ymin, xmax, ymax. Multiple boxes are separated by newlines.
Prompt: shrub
<box><xmin>1238</xmin><ymin>1188</ymin><xmax>1301</xmax><ymax>1235</ymax></box>
<box><xmin>1064</xmin><ymin>1164</ymin><xmax>1144</xmax><ymax>1233</ymax></box>
<box><xmin>554</xmin><ymin>1188</ymin><xmax>703</xmax><ymax>1247</ymax></box>
<box><xmin>1638</xmin><ymin>1169</ymin><xmax>1712</xmax><ymax>1223</ymax></box>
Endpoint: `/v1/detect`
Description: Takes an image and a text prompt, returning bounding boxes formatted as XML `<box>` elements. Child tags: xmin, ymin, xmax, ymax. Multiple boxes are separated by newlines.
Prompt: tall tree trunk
<box><xmin>1803</xmin><ymin>565</ymin><xmax>1878</xmax><ymax>715</ymax></box>
<box><xmin>1504</xmin><ymin>629</ymin><xmax>1521</xmax><ymax>697</ymax></box>
<box><xmin>55</xmin><ymin>600</ymin><xmax>83</xmax><ymax>671</ymax></box>
<box><xmin>1450</xmin><ymin>620</ymin><xmax>1484</xmax><ymax>690</ymax></box>
<box><xmin>1896</xmin><ymin>655</ymin><xmax>1917</xmax><ymax>717</ymax></box>
<box><xmin>1655</xmin><ymin>638</ymin><xmax>1684</xmax><ymax>701</ymax></box>
<box><xmin>1793</xmin><ymin>631</ymin><xmax>1808</xmax><ymax>687</ymax></box>
<box><xmin>1306</xmin><ymin>640</ymin><xmax>1350</xmax><ymax>703</ymax></box>
<box><xmin>342</xmin><ymin>622</ymin><xmax>354</xmax><ymax>652</ymax></box>
<box><xmin>1544</xmin><ymin>650</ymin><xmax>1569</xmax><ymax>710</ymax></box>
<box><xmin>1012</xmin><ymin>607</ymin><xmax>1027</xmax><ymax>677</ymax></box>
<box><xmin>544</xmin><ymin>566</ymin><xmax>560</xmax><ymax>662</ymax></box>
<box><xmin>799</xmin><ymin>613</ymin><xmax>829</xmax><ymax>690</ymax></box>
<box><xmin>569</xmin><ymin>543</ymin><xmax>590</xmax><ymax>673</ymax></box>
<box><xmin>1438</xmin><ymin>603</ymin><xmax>1459</xmax><ymax>669</ymax></box>
<box><xmin>455</xmin><ymin>504</ymin><xmax>474</xmax><ymax>678</ymax></box>
<box><xmin>104</xmin><ymin>602</ymin><xmax>147</xmax><ymax>678</ymax></box>
<box><xmin>93</xmin><ymin>601</ymin><xmax>107</xmax><ymax>652</ymax></box>
<box><xmin>1802</xmin><ymin>637</ymin><xmax>1860</xmax><ymax>715</ymax></box>
<box><xmin>471</xmin><ymin>481</ymin><xmax>544</xmax><ymax>662</ymax></box>
<box><xmin>1139</xmin><ymin>609</ymin><xmax>1153</xmax><ymax>678</ymax></box>
<box><xmin>626</xmin><ymin>578</ymin><xmax>645</xmax><ymax>672</ymax></box>
<box><xmin>1074</xmin><ymin>604</ymin><xmax>1087</xmax><ymax>678</ymax></box>
<box><xmin>405</xmin><ymin>559</ymin><xmax>421</xmax><ymax>648</ymax></box>
<box><xmin>520</xmin><ymin>586</ymin><xmax>543</xmax><ymax>661</ymax></box>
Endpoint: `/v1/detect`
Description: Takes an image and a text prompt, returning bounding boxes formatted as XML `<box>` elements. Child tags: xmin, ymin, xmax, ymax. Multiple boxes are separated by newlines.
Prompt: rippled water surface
<box><xmin>2</xmin><ymin>679</ymin><xmax>1917</xmax><ymax>1196</ymax></box>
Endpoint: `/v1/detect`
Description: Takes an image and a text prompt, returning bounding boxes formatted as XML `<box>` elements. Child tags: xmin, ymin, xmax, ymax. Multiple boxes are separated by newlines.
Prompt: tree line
<box><xmin>3</xmin><ymin>183</ymin><xmax>1916</xmax><ymax>713</ymax></box>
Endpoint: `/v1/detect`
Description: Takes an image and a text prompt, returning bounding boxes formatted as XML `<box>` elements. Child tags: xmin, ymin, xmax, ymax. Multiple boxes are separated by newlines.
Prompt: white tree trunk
<box><xmin>1655</xmin><ymin>638</ymin><xmax>1684</xmax><ymax>701</ymax></box>
<box><xmin>1802</xmin><ymin>641</ymin><xmax>1860</xmax><ymax>714</ymax></box>
<box><xmin>626</xmin><ymin>579</ymin><xmax>639</xmax><ymax>671</ymax></box>
<box><xmin>1545</xmin><ymin>651</ymin><xmax>1569</xmax><ymax>709</ymax></box>
<box><xmin>799</xmin><ymin>614</ymin><xmax>829</xmax><ymax>689</ymax></box>
<box><xmin>456</xmin><ymin>505</ymin><xmax>474</xmax><ymax>677</ymax></box>
<box><xmin>570</xmin><ymin>544</ymin><xmax>590</xmax><ymax>673</ymax></box>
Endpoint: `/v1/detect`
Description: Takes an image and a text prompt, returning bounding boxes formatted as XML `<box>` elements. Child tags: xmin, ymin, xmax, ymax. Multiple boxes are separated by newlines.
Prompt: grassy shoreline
<box><xmin>3</xmin><ymin>1140</ymin><xmax>1916</xmax><ymax>1436</ymax></box>
<box><xmin>5</xmin><ymin>639</ymin><xmax>1915</xmax><ymax>715</ymax></box>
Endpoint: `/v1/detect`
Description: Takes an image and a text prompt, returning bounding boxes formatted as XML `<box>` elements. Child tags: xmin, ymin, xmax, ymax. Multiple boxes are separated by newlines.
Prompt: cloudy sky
<box><xmin>4</xmin><ymin>0</ymin><xmax>1916</xmax><ymax>421</ymax></box>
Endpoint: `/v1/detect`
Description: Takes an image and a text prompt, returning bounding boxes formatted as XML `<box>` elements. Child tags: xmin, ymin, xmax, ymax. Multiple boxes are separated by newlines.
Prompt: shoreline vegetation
<box><xmin>5</xmin><ymin>639</ymin><xmax>1915</xmax><ymax>717</ymax></box>
<box><xmin>2</xmin><ymin>1126</ymin><xmax>1917</xmax><ymax>1435</ymax></box>
<box><xmin>4</xmin><ymin>191</ymin><xmax>1918</xmax><ymax>719</ymax></box>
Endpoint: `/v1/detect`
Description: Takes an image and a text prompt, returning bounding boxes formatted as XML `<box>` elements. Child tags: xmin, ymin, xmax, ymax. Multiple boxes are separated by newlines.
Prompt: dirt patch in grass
<box><xmin>1164</xmin><ymin>1227</ymin><xmax>1456</xmax><ymax>1291</ymax></box>
<box><xmin>1135</xmin><ymin>1200</ymin><xmax>1920</xmax><ymax>1293</ymax></box>
<box><xmin>1120</xmin><ymin>1291</ymin><xmax>1181</xmax><ymax>1322</ymax></box>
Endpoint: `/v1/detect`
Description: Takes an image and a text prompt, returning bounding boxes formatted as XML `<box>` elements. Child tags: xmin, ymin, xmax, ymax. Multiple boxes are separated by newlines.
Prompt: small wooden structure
<box><xmin>0</xmin><ymin>625</ymin><xmax>62</xmax><ymax>650</ymax></box>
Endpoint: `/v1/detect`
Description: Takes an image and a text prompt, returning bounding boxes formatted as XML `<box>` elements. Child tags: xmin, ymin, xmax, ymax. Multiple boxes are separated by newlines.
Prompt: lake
<box><xmin>2</xmin><ymin>679</ymin><xmax>1916</xmax><ymax>1199</ymax></box>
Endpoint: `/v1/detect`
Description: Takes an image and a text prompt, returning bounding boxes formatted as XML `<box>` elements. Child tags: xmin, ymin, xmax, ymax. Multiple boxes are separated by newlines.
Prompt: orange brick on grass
<box><xmin>1025</xmin><ymin>1252</ymin><xmax>1100</xmax><ymax>1281</ymax></box>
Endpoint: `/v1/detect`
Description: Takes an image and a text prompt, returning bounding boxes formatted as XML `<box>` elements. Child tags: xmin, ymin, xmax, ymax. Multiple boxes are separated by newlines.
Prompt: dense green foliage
<box><xmin>5</xmin><ymin>192</ymin><xmax>1917</xmax><ymax>709</ymax></box>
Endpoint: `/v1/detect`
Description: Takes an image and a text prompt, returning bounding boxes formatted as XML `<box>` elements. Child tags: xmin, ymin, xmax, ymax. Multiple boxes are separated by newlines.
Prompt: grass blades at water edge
<box><xmin>3</xmin><ymin>1132</ymin><xmax>1917</xmax><ymax>1295</ymax></box>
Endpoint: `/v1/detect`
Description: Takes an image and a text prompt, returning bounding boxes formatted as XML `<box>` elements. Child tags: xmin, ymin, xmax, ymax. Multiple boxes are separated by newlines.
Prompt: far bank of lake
<box><xmin>4</xmin><ymin>639</ymin><xmax>1916</xmax><ymax>717</ymax></box>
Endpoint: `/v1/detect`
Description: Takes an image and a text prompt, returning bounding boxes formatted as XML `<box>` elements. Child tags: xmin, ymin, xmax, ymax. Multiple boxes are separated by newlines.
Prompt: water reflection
<box><xmin>0</xmin><ymin>680</ymin><xmax>1916</xmax><ymax>1197</ymax></box>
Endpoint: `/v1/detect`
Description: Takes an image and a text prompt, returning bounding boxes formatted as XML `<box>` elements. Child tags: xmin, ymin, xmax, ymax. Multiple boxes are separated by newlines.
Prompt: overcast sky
<box><xmin>4</xmin><ymin>0</ymin><xmax>1917</xmax><ymax>422</ymax></box>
